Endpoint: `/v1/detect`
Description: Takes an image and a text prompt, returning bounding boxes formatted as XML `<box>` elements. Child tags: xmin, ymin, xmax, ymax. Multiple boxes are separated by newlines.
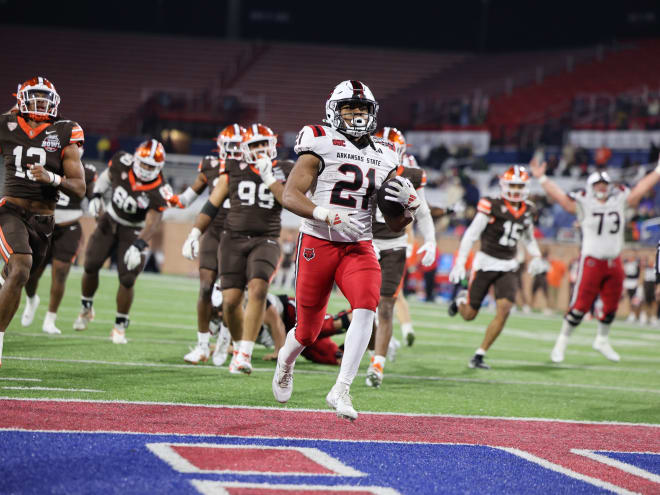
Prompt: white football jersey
<box><xmin>294</xmin><ymin>124</ymin><xmax>398</xmax><ymax>242</ymax></box>
<box><xmin>572</xmin><ymin>186</ymin><xmax>630</xmax><ymax>259</ymax></box>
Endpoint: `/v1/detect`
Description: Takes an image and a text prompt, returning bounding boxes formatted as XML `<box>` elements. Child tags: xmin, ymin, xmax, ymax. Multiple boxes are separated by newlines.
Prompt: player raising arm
<box><xmin>529</xmin><ymin>157</ymin><xmax>660</xmax><ymax>363</ymax></box>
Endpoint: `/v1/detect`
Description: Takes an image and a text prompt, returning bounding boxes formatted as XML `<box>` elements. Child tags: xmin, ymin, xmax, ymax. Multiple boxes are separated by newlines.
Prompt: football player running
<box><xmin>271</xmin><ymin>80</ymin><xmax>417</xmax><ymax>420</ymax></box>
<box><xmin>367</xmin><ymin>127</ymin><xmax>437</xmax><ymax>388</ymax></box>
<box><xmin>170</xmin><ymin>125</ymin><xmax>244</xmax><ymax>365</ymax></box>
<box><xmin>74</xmin><ymin>139</ymin><xmax>170</xmax><ymax>344</ymax></box>
<box><xmin>0</xmin><ymin>77</ymin><xmax>85</xmax><ymax>366</ymax></box>
<box><xmin>448</xmin><ymin>166</ymin><xmax>544</xmax><ymax>369</ymax></box>
<box><xmin>530</xmin><ymin>157</ymin><xmax>660</xmax><ymax>363</ymax></box>
<box><xmin>20</xmin><ymin>152</ymin><xmax>97</xmax><ymax>334</ymax></box>
<box><xmin>182</xmin><ymin>124</ymin><xmax>294</xmax><ymax>374</ymax></box>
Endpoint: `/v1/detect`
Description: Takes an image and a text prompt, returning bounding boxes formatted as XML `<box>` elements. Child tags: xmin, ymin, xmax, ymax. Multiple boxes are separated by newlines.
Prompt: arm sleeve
<box><xmin>522</xmin><ymin>222</ymin><xmax>541</xmax><ymax>258</ymax></box>
<box><xmin>93</xmin><ymin>168</ymin><xmax>111</xmax><ymax>195</ymax></box>
<box><xmin>178</xmin><ymin>186</ymin><xmax>199</xmax><ymax>207</ymax></box>
<box><xmin>413</xmin><ymin>188</ymin><xmax>435</xmax><ymax>244</ymax></box>
<box><xmin>456</xmin><ymin>212</ymin><xmax>489</xmax><ymax>265</ymax></box>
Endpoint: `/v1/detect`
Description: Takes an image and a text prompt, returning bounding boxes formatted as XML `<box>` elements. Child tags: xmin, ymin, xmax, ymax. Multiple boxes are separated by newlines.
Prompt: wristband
<box><xmin>313</xmin><ymin>206</ymin><xmax>330</xmax><ymax>222</ymax></box>
<box><xmin>133</xmin><ymin>238</ymin><xmax>148</xmax><ymax>251</ymax></box>
<box><xmin>201</xmin><ymin>200</ymin><xmax>219</xmax><ymax>218</ymax></box>
<box><xmin>539</xmin><ymin>175</ymin><xmax>548</xmax><ymax>184</ymax></box>
<box><xmin>47</xmin><ymin>171</ymin><xmax>62</xmax><ymax>186</ymax></box>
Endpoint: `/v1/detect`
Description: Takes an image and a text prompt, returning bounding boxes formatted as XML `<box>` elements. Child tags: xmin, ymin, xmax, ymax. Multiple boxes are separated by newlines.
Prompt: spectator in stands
<box><xmin>594</xmin><ymin>144</ymin><xmax>612</xmax><ymax>170</ymax></box>
<box><xmin>97</xmin><ymin>136</ymin><xmax>111</xmax><ymax>161</ymax></box>
<box><xmin>546</xmin><ymin>253</ymin><xmax>567</xmax><ymax>313</ymax></box>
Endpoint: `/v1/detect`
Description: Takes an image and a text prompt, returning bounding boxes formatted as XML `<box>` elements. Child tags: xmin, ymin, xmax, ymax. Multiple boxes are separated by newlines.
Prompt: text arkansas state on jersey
<box><xmin>294</xmin><ymin>125</ymin><xmax>399</xmax><ymax>242</ymax></box>
<box><xmin>223</xmin><ymin>158</ymin><xmax>294</xmax><ymax>237</ymax></box>
<box><xmin>198</xmin><ymin>155</ymin><xmax>229</xmax><ymax>232</ymax></box>
<box><xmin>0</xmin><ymin>113</ymin><xmax>84</xmax><ymax>202</ymax></box>
<box><xmin>477</xmin><ymin>196</ymin><xmax>537</xmax><ymax>260</ymax></box>
<box><xmin>569</xmin><ymin>185</ymin><xmax>629</xmax><ymax>259</ymax></box>
<box><xmin>106</xmin><ymin>151</ymin><xmax>169</xmax><ymax>226</ymax></box>
<box><xmin>372</xmin><ymin>164</ymin><xmax>426</xmax><ymax>240</ymax></box>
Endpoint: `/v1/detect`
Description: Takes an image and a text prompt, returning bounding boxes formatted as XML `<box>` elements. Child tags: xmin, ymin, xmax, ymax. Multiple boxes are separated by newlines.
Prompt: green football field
<box><xmin>2</xmin><ymin>268</ymin><xmax>659</xmax><ymax>424</ymax></box>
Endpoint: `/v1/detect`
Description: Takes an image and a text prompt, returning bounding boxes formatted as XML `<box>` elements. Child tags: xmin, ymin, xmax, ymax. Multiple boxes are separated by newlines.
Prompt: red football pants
<box><xmin>570</xmin><ymin>255</ymin><xmax>624</xmax><ymax>316</ymax></box>
<box><xmin>294</xmin><ymin>233</ymin><xmax>380</xmax><ymax>347</ymax></box>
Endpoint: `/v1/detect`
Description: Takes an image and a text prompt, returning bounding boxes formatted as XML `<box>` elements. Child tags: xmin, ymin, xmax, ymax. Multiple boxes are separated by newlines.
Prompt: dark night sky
<box><xmin>1</xmin><ymin>0</ymin><xmax>659</xmax><ymax>52</ymax></box>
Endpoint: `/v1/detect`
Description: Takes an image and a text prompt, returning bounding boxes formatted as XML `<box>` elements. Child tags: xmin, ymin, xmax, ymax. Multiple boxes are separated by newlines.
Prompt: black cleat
<box><xmin>468</xmin><ymin>354</ymin><xmax>490</xmax><ymax>369</ymax></box>
<box><xmin>405</xmin><ymin>332</ymin><xmax>415</xmax><ymax>346</ymax></box>
<box><xmin>448</xmin><ymin>301</ymin><xmax>458</xmax><ymax>317</ymax></box>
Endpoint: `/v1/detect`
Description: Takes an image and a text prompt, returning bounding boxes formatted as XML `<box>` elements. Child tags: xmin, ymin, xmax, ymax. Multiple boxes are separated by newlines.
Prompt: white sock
<box><xmin>0</xmin><ymin>332</ymin><xmax>4</xmax><ymax>364</ymax></box>
<box><xmin>26</xmin><ymin>295</ymin><xmax>38</xmax><ymax>306</ymax></box>
<box><xmin>373</xmin><ymin>354</ymin><xmax>386</xmax><ymax>369</ymax></box>
<box><xmin>475</xmin><ymin>348</ymin><xmax>486</xmax><ymax>356</ymax></box>
<box><xmin>337</xmin><ymin>308</ymin><xmax>375</xmax><ymax>387</ymax></box>
<box><xmin>401</xmin><ymin>322</ymin><xmax>413</xmax><ymax>335</ymax></box>
<box><xmin>560</xmin><ymin>319</ymin><xmax>577</xmax><ymax>338</ymax></box>
<box><xmin>596</xmin><ymin>321</ymin><xmax>610</xmax><ymax>339</ymax></box>
<box><xmin>198</xmin><ymin>332</ymin><xmax>210</xmax><ymax>346</ymax></box>
<box><xmin>44</xmin><ymin>312</ymin><xmax>57</xmax><ymax>326</ymax></box>
<box><xmin>279</xmin><ymin>329</ymin><xmax>305</xmax><ymax>366</ymax></box>
<box><xmin>239</xmin><ymin>340</ymin><xmax>254</xmax><ymax>356</ymax></box>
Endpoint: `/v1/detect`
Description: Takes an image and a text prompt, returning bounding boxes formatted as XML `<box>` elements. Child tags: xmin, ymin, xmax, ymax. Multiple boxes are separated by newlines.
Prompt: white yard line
<box><xmin>3</xmin><ymin>355</ymin><xmax>659</xmax><ymax>395</ymax></box>
<box><xmin>0</xmin><ymin>377</ymin><xmax>41</xmax><ymax>382</ymax></box>
<box><xmin>2</xmin><ymin>386</ymin><xmax>103</xmax><ymax>393</ymax></box>
<box><xmin>571</xmin><ymin>449</ymin><xmax>660</xmax><ymax>484</ymax></box>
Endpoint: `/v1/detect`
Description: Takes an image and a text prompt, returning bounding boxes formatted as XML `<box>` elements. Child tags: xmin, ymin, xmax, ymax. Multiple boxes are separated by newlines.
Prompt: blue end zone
<box><xmin>596</xmin><ymin>451</ymin><xmax>660</xmax><ymax>476</ymax></box>
<box><xmin>0</xmin><ymin>431</ymin><xmax>613</xmax><ymax>494</ymax></box>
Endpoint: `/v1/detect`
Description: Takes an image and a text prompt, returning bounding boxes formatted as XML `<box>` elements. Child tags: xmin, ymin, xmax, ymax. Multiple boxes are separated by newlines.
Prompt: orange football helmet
<box><xmin>133</xmin><ymin>139</ymin><xmax>166</xmax><ymax>182</ymax></box>
<box><xmin>241</xmin><ymin>123</ymin><xmax>277</xmax><ymax>164</ymax></box>
<box><xmin>499</xmin><ymin>165</ymin><xmax>530</xmax><ymax>202</ymax></box>
<box><xmin>16</xmin><ymin>76</ymin><xmax>60</xmax><ymax>122</ymax></box>
<box><xmin>374</xmin><ymin>126</ymin><xmax>408</xmax><ymax>161</ymax></box>
<box><xmin>217</xmin><ymin>124</ymin><xmax>247</xmax><ymax>160</ymax></box>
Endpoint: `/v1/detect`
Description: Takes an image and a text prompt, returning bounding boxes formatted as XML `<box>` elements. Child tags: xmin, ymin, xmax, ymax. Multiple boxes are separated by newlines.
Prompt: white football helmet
<box><xmin>587</xmin><ymin>171</ymin><xmax>612</xmax><ymax>200</ymax></box>
<box><xmin>133</xmin><ymin>139</ymin><xmax>166</xmax><ymax>182</ymax></box>
<box><xmin>325</xmin><ymin>80</ymin><xmax>378</xmax><ymax>137</ymax></box>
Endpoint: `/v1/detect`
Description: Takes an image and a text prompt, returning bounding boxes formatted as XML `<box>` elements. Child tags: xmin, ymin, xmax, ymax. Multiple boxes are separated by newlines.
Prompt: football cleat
<box><xmin>212</xmin><ymin>325</ymin><xmax>231</xmax><ymax>366</ymax></box>
<box><xmin>21</xmin><ymin>295</ymin><xmax>40</xmax><ymax>327</ymax></box>
<box><xmin>403</xmin><ymin>328</ymin><xmax>415</xmax><ymax>347</ymax></box>
<box><xmin>365</xmin><ymin>360</ymin><xmax>384</xmax><ymax>388</ymax></box>
<box><xmin>592</xmin><ymin>337</ymin><xmax>620</xmax><ymax>362</ymax></box>
<box><xmin>272</xmin><ymin>359</ymin><xmax>294</xmax><ymax>403</ymax></box>
<box><xmin>228</xmin><ymin>350</ymin><xmax>240</xmax><ymax>374</ymax></box>
<box><xmin>468</xmin><ymin>354</ymin><xmax>490</xmax><ymax>369</ymax></box>
<box><xmin>550</xmin><ymin>335</ymin><xmax>568</xmax><ymax>363</ymax></box>
<box><xmin>110</xmin><ymin>327</ymin><xmax>128</xmax><ymax>344</ymax></box>
<box><xmin>236</xmin><ymin>352</ymin><xmax>253</xmax><ymax>374</ymax></box>
<box><xmin>184</xmin><ymin>343</ymin><xmax>210</xmax><ymax>364</ymax></box>
<box><xmin>326</xmin><ymin>384</ymin><xmax>358</xmax><ymax>421</ymax></box>
<box><xmin>73</xmin><ymin>307</ymin><xmax>95</xmax><ymax>331</ymax></box>
<box><xmin>448</xmin><ymin>290</ymin><xmax>467</xmax><ymax>317</ymax></box>
<box><xmin>42</xmin><ymin>322</ymin><xmax>62</xmax><ymax>335</ymax></box>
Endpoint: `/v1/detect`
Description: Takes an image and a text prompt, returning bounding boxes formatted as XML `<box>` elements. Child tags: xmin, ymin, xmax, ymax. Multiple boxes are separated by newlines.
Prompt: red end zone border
<box><xmin>1</xmin><ymin>398</ymin><xmax>659</xmax><ymax>494</ymax></box>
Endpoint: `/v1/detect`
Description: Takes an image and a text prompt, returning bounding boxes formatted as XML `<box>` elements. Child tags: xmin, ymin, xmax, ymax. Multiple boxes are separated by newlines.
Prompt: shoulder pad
<box><xmin>477</xmin><ymin>197</ymin><xmax>493</xmax><ymax>215</ymax></box>
<box><xmin>294</xmin><ymin>125</ymin><xmax>332</xmax><ymax>156</ymax></box>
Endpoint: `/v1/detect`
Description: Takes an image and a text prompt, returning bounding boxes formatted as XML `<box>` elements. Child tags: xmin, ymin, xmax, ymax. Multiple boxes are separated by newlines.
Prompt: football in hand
<box><xmin>377</xmin><ymin>178</ymin><xmax>405</xmax><ymax>218</ymax></box>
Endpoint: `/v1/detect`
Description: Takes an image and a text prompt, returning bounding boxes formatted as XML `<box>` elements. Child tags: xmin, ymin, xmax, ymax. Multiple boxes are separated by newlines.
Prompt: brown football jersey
<box><xmin>224</xmin><ymin>158</ymin><xmax>294</xmax><ymax>236</ymax></box>
<box><xmin>56</xmin><ymin>162</ymin><xmax>97</xmax><ymax>210</ymax></box>
<box><xmin>372</xmin><ymin>165</ymin><xmax>427</xmax><ymax>240</ymax></box>
<box><xmin>105</xmin><ymin>151</ymin><xmax>169</xmax><ymax>225</ymax></box>
<box><xmin>477</xmin><ymin>196</ymin><xmax>537</xmax><ymax>260</ymax></box>
<box><xmin>0</xmin><ymin>114</ymin><xmax>84</xmax><ymax>202</ymax></box>
<box><xmin>198</xmin><ymin>155</ymin><xmax>229</xmax><ymax>233</ymax></box>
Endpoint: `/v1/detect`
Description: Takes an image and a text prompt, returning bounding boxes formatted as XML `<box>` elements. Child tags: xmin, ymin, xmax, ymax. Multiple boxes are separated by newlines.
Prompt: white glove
<box><xmin>123</xmin><ymin>245</ymin><xmax>142</xmax><ymax>271</ymax></box>
<box><xmin>372</xmin><ymin>242</ymin><xmax>381</xmax><ymax>260</ymax></box>
<box><xmin>528</xmin><ymin>257</ymin><xmax>547</xmax><ymax>276</ymax></box>
<box><xmin>417</xmin><ymin>241</ymin><xmax>437</xmax><ymax>267</ymax></box>
<box><xmin>449</xmin><ymin>263</ymin><xmax>466</xmax><ymax>284</ymax></box>
<box><xmin>313</xmin><ymin>206</ymin><xmax>364</xmax><ymax>238</ymax></box>
<box><xmin>88</xmin><ymin>196</ymin><xmax>103</xmax><ymax>217</ymax></box>
<box><xmin>255</xmin><ymin>155</ymin><xmax>276</xmax><ymax>187</ymax></box>
<box><xmin>384</xmin><ymin>176</ymin><xmax>421</xmax><ymax>210</ymax></box>
<box><xmin>406</xmin><ymin>243</ymin><xmax>413</xmax><ymax>258</ymax></box>
<box><xmin>182</xmin><ymin>227</ymin><xmax>202</xmax><ymax>260</ymax></box>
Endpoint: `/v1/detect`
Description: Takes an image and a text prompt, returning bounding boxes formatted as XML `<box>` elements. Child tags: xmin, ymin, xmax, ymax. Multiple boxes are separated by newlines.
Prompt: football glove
<box><xmin>417</xmin><ymin>241</ymin><xmax>437</xmax><ymax>267</ymax></box>
<box><xmin>313</xmin><ymin>206</ymin><xmax>364</xmax><ymax>238</ymax></box>
<box><xmin>124</xmin><ymin>238</ymin><xmax>148</xmax><ymax>271</ymax></box>
<box><xmin>449</xmin><ymin>263</ymin><xmax>467</xmax><ymax>285</ymax></box>
<box><xmin>384</xmin><ymin>176</ymin><xmax>421</xmax><ymax>211</ymax></box>
<box><xmin>88</xmin><ymin>195</ymin><xmax>103</xmax><ymax>217</ymax></box>
<box><xmin>182</xmin><ymin>227</ymin><xmax>202</xmax><ymax>260</ymax></box>
<box><xmin>255</xmin><ymin>155</ymin><xmax>276</xmax><ymax>187</ymax></box>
